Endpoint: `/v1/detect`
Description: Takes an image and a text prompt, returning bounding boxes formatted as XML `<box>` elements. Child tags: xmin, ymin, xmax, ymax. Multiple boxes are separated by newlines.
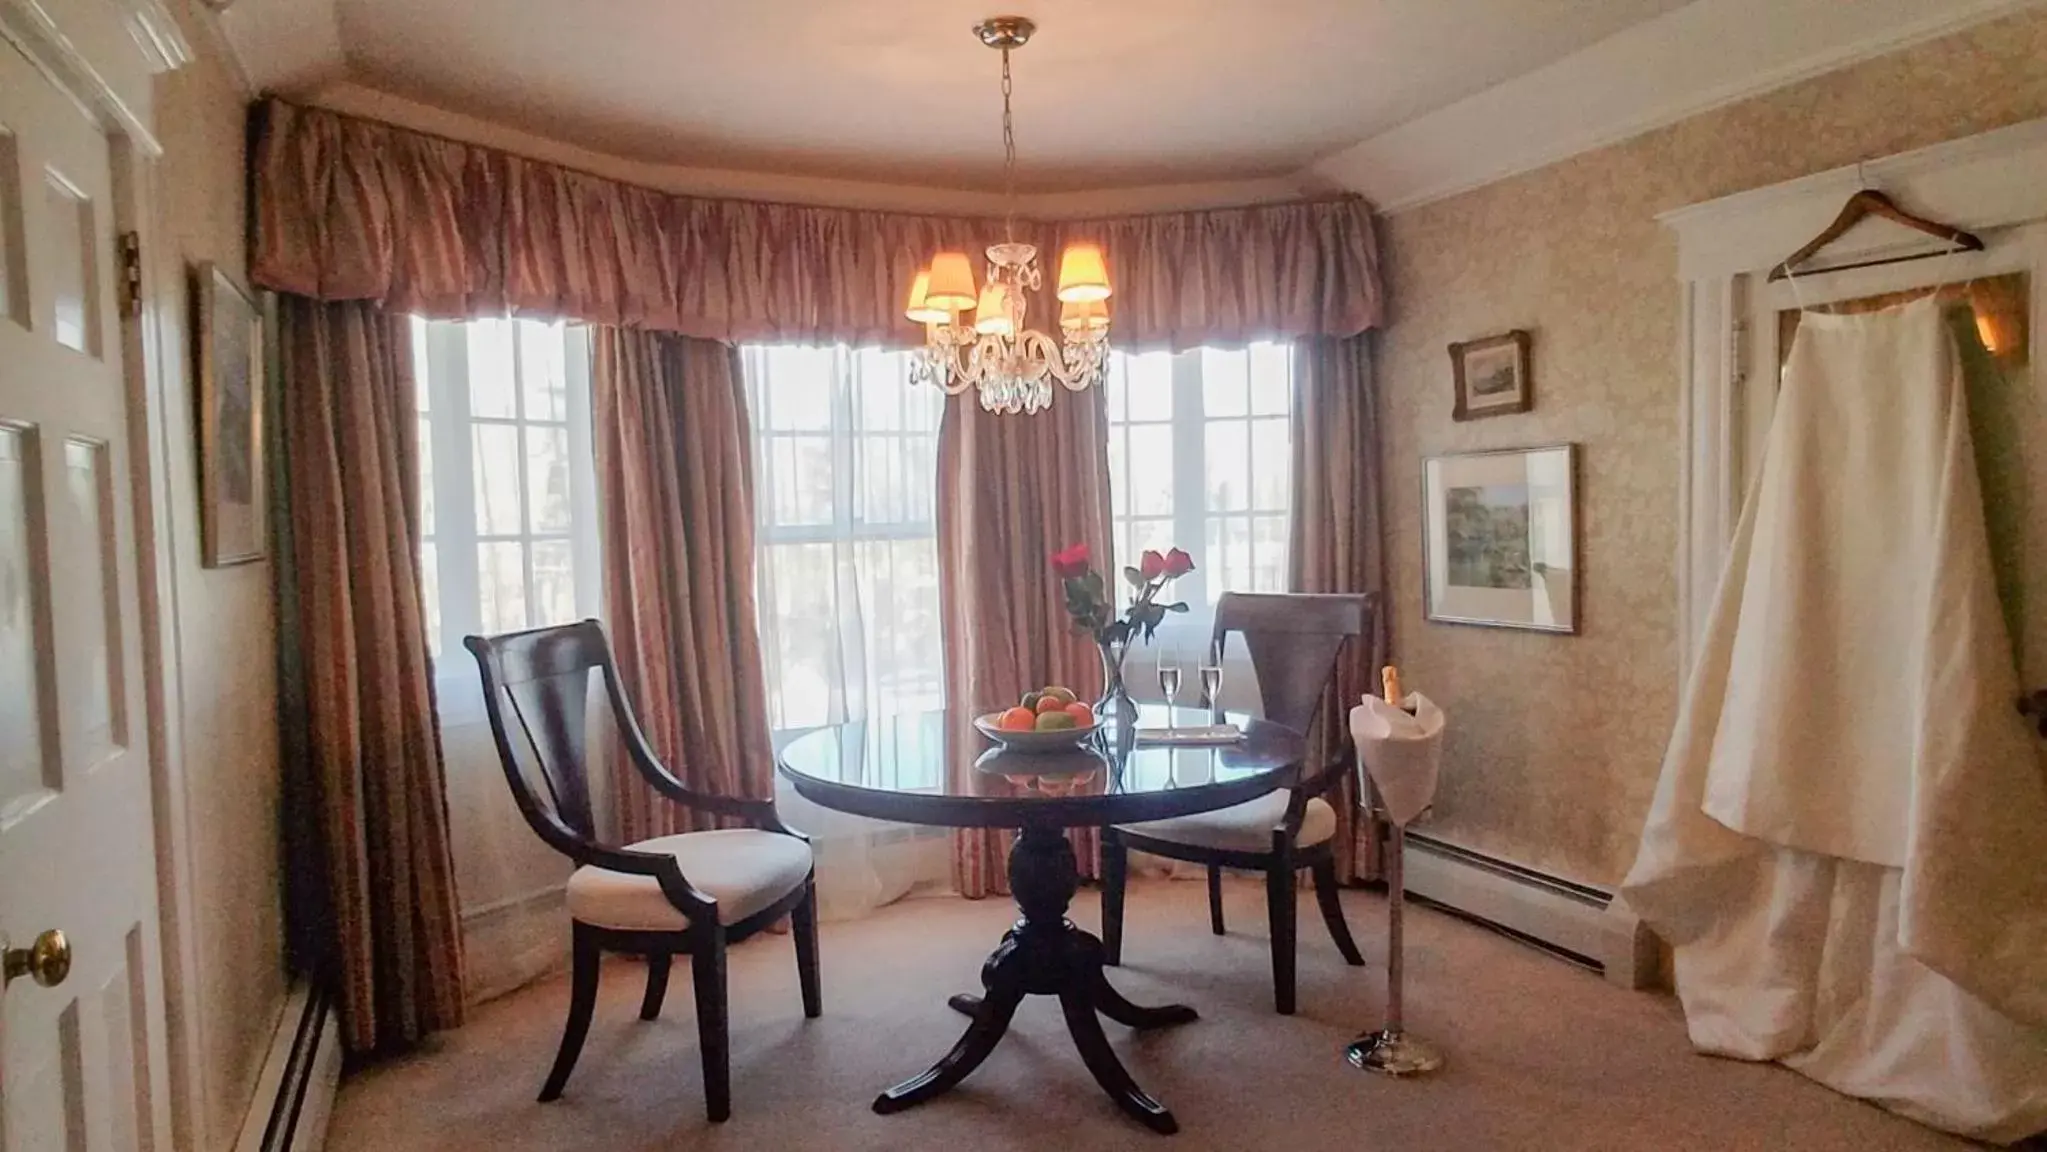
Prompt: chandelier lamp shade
<box><xmin>905</xmin><ymin>16</ymin><xmax>1114</xmax><ymax>414</ymax></box>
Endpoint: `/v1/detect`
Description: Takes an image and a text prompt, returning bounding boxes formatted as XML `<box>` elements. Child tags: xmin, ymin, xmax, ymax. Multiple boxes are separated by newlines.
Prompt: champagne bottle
<box><xmin>1382</xmin><ymin>665</ymin><xmax>1416</xmax><ymax>716</ymax></box>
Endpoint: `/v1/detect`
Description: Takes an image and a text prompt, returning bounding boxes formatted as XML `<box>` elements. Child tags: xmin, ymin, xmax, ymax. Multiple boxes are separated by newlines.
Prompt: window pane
<box><xmin>530</xmin><ymin>539</ymin><xmax>576</xmax><ymax>627</ymax></box>
<box><xmin>1201</xmin><ymin>347</ymin><xmax>1249</xmax><ymax>417</ymax></box>
<box><xmin>854</xmin><ymin>349</ymin><xmax>906</xmax><ymax>432</ymax></box>
<box><xmin>417</xmin><ymin>416</ymin><xmax>435</xmax><ymax>536</ymax></box>
<box><xmin>757</xmin><ymin>346</ymin><xmax>833</xmax><ymax>431</ymax></box>
<box><xmin>419</xmin><ymin>541</ymin><xmax>441</xmax><ymax>657</ymax></box>
<box><xmin>525</xmin><ymin>425</ymin><xmax>571</xmax><ymax>533</ymax></box>
<box><xmin>1205</xmin><ymin>420</ymin><xmax>1250</xmax><ymax>512</ymax></box>
<box><xmin>766</xmin><ymin>435</ymin><xmax>834</xmax><ymax>527</ymax></box>
<box><xmin>1102</xmin><ymin>355</ymin><xmax>1129</xmax><ymax>422</ymax></box>
<box><xmin>1107</xmin><ymin>428</ymin><xmax>1128</xmax><ymax>519</ymax></box>
<box><xmin>1251</xmin><ymin>419</ymin><xmax>1289</xmax><ymax>512</ymax></box>
<box><xmin>519</xmin><ymin>321</ymin><xmax>568</xmax><ymax>421</ymax></box>
<box><xmin>477</xmin><ymin>541</ymin><xmax>528</xmax><ymax>633</ymax></box>
<box><xmin>466</xmin><ymin>318</ymin><xmax>517</xmax><ymax>418</ymax></box>
<box><xmin>472</xmin><ymin>423</ymin><xmax>523</xmax><ymax>534</ymax></box>
<box><xmin>1204</xmin><ymin>517</ymin><xmax>1253</xmax><ymax>604</ymax></box>
<box><xmin>758</xmin><ymin>541</ymin><xmax>838</xmax><ymax>729</ymax></box>
<box><xmin>1249</xmin><ymin>341</ymin><xmax>1291</xmax><ymax>416</ymax></box>
<box><xmin>1125</xmin><ymin>425</ymin><xmax>1174</xmax><ymax>516</ymax></box>
<box><xmin>1124</xmin><ymin>351</ymin><xmax>1174</xmax><ymax>422</ymax></box>
<box><xmin>1251</xmin><ymin>515</ymin><xmax>1289</xmax><ymax>593</ymax></box>
<box><xmin>411</xmin><ymin>317</ymin><xmax>432</xmax><ymax>411</ymax></box>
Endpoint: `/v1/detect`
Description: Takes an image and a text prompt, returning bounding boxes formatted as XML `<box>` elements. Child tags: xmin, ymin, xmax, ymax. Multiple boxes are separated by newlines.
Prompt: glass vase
<box><xmin>1096</xmin><ymin>635</ymin><xmax>1136</xmax><ymax>727</ymax></box>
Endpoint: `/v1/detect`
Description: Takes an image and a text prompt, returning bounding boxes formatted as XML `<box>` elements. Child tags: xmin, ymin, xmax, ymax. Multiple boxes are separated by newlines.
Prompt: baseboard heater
<box><xmin>1395</xmin><ymin>833</ymin><xmax>1660</xmax><ymax>989</ymax></box>
<box><xmin>235</xmin><ymin>981</ymin><xmax>342</xmax><ymax>1152</ymax></box>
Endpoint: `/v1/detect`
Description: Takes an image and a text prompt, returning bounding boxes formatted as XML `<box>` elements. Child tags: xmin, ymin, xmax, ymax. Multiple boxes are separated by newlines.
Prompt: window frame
<box><xmin>415</xmin><ymin>317</ymin><xmax>603</xmax><ymax>700</ymax></box>
<box><xmin>1104</xmin><ymin>342</ymin><xmax>1295</xmax><ymax>616</ymax></box>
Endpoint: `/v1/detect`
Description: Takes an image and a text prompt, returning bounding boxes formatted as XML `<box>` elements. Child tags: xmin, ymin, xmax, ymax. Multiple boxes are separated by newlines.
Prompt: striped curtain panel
<box><xmin>935</xmin><ymin>389</ymin><xmax>1115</xmax><ymax>897</ymax></box>
<box><xmin>1290</xmin><ymin>334</ymin><xmax>1392</xmax><ymax>884</ymax></box>
<box><xmin>275</xmin><ymin>296</ymin><xmax>467</xmax><ymax>1052</ymax></box>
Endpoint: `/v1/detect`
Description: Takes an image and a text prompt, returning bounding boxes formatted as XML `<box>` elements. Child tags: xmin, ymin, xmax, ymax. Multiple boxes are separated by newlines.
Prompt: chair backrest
<box><xmin>1208</xmin><ymin>592</ymin><xmax>1374</xmax><ymax>737</ymax></box>
<box><xmin>464</xmin><ymin>620</ymin><xmax>615</xmax><ymax>861</ymax></box>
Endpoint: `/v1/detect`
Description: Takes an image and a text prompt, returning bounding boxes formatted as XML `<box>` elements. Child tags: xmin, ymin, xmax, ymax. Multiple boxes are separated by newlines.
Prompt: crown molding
<box><xmin>302</xmin><ymin>81</ymin><xmax>1323</xmax><ymax>219</ymax></box>
<box><xmin>1312</xmin><ymin>0</ymin><xmax>2046</xmax><ymax>215</ymax></box>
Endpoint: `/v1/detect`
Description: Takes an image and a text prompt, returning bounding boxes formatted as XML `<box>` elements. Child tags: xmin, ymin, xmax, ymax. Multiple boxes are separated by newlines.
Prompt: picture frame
<box><xmin>194</xmin><ymin>262</ymin><xmax>266</xmax><ymax>567</ymax></box>
<box><xmin>1449</xmin><ymin>329</ymin><xmax>1532</xmax><ymax>421</ymax></box>
<box><xmin>1423</xmin><ymin>443</ymin><xmax>1577</xmax><ymax>633</ymax></box>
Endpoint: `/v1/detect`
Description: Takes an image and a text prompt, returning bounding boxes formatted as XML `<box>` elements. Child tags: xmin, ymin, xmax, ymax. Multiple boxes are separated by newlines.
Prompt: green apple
<box><xmin>1034</xmin><ymin>711</ymin><xmax>1078</xmax><ymax>731</ymax></box>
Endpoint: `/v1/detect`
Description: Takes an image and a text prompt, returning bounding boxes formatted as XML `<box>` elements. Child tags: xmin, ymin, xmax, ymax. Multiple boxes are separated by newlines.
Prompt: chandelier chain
<box><xmin>1000</xmin><ymin>46</ymin><xmax>1015</xmax><ymax>242</ymax></box>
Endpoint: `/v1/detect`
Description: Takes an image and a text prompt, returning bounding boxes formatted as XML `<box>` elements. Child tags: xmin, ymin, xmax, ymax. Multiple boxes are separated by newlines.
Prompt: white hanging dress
<box><xmin>1623</xmin><ymin>295</ymin><xmax>2047</xmax><ymax>1143</ymax></box>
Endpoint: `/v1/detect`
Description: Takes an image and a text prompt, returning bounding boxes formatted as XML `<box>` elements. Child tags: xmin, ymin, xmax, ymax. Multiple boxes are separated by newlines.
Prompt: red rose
<box><xmin>1050</xmin><ymin>543</ymin><xmax>1092</xmax><ymax>580</ymax></box>
<box><xmin>1139</xmin><ymin>550</ymin><xmax>1166</xmax><ymax>580</ymax></box>
<box><xmin>1163</xmin><ymin>547</ymin><xmax>1195</xmax><ymax>578</ymax></box>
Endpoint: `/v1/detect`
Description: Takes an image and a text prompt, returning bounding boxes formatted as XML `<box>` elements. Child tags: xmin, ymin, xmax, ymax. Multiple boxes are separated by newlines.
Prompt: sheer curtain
<box><xmin>742</xmin><ymin>345</ymin><xmax>950</xmax><ymax>918</ymax></box>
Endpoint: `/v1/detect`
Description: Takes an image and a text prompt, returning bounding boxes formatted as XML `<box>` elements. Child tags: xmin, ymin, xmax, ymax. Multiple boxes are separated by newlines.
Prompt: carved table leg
<box><xmin>873</xmin><ymin>821</ymin><xmax>1196</xmax><ymax>1133</ymax></box>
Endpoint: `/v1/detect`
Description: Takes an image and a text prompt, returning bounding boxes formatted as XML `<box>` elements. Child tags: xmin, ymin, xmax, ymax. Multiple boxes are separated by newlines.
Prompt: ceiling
<box><xmin>290</xmin><ymin>0</ymin><xmax>1696</xmax><ymax>194</ymax></box>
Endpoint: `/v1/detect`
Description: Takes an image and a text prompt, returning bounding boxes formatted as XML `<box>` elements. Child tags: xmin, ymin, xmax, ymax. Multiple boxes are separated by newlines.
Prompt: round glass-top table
<box><xmin>778</xmin><ymin>706</ymin><xmax>1305</xmax><ymax>1135</ymax></box>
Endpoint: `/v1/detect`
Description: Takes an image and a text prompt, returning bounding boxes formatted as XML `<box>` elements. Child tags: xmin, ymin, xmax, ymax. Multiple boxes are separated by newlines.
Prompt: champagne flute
<box><xmin>1156</xmin><ymin>644</ymin><xmax>1183</xmax><ymax>730</ymax></box>
<box><xmin>1199</xmin><ymin>639</ymin><xmax>1225</xmax><ymax>719</ymax></box>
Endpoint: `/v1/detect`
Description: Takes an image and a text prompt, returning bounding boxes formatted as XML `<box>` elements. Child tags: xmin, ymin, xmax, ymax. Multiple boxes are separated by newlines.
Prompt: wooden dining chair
<box><xmin>1100</xmin><ymin>592</ymin><xmax>1372</xmax><ymax>1015</ymax></box>
<box><xmin>464</xmin><ymin>620</ymin><xmax>820</xmax><ymax>1123</ymax></box>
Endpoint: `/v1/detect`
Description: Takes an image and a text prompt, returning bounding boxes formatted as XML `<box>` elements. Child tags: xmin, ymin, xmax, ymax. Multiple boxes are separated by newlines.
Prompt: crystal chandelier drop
<box><xmin>904</xmin><ymin>16</ymin><xmax>1113</xmax><ymax>415</ymax></box>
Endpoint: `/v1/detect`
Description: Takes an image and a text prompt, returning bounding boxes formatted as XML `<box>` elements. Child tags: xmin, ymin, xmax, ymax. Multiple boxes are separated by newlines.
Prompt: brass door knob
<box><xmin>3</xmin><ymin>929</ymin><xmax>72</xmax><ymax>990</ymax></box>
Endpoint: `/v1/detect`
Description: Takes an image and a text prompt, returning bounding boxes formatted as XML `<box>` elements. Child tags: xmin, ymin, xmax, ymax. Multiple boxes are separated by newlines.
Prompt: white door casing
<box><xmin>1664</xmin><ymin>116</ymin><xmax>2047</xmax><ymax>695</ymax></box>
<box><xmin>0</xmin><ymin>1</ymin><xmax>190</xmax><ymax>1146</ymax></box>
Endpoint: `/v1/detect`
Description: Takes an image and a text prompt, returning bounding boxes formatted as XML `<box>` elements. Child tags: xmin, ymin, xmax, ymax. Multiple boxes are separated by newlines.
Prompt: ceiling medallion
<box><xmin>904</xmin><ymin>16</ymin><xmax>1113</xmax><ymax>415</ymax></box>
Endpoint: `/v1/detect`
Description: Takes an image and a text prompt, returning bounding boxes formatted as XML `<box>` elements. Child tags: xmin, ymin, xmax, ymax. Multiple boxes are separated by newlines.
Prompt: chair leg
<box><xmin>1101</xmin><ymin>831</ymin><xmax>1127</xmax><ymax>966</ymax></box>
<box><xmin>640</xmin><ymin>952</ymin><xmax>672</xmax><ymax>1021</ymax></box>
<box><xmin>1266</xmin><ymin>861</ymin><xmax>1298</xmax><ymax>1016</ymax></box>
<box><xmin>1207</xmin><ymin>864</ymin><xmax>1226</xmax><ymax>935</ymax></box>
<box><xmin>792</xmin><ymin>879</ymin><xmax>823</xmax><ymax>1018</ymax></box>
<box><xmin>540</xmin><ymin>922</ymin><xmax>601</xmax><ymax>1101</ymax></box>
<box><xmin>1312</xmin><ymin>856</ymin><xmax>1366</xmax><ymax>967</ymax></box>
<box><xmin>691</xmin><ymin>929</ymin><xmax>732</xmax><ymax>1122</ymax></box>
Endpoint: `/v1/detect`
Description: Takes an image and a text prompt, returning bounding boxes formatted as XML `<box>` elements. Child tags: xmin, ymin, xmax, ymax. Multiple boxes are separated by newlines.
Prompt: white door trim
<box><xmin>1662</xmin><ymin>116</ymin><xmax>2047</xmax><ymax>682</ymax></box>
<box><xmin>0</xmin><ymin>3</ymin><xmax>199</xmax><ymax>1148</ymax></box>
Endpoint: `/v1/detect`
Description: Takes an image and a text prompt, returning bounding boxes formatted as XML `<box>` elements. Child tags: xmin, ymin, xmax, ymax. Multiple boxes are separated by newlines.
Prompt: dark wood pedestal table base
<box><xmin>777</xmin><ymin>707</ymin><xmax>1305</xmax><ymax>1135</ymax></box>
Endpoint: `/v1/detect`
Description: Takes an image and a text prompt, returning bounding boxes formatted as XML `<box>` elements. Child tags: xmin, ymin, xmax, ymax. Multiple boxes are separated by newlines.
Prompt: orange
<box><xmin>1063</xmin><ymin>701</ymin><xmax>1095</xmax><ymax>727</ymax></box>
<box><xmin>997</xmin><ymin>706</ymin><xmax>1037</xmax><ymax>731</ymax></box>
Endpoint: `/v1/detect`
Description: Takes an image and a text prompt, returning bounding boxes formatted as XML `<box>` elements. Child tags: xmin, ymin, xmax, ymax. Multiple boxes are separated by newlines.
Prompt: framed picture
<box><xmin>1449</xmin><ymin>329</ymin><xmax>1532</xmax><ymax>421</ymax></box>
<box><xmin>1423</xmin><ymin>444</ymin><xmax>1577</xmax><ymax>633</ymax></box>
<box><xmin>194</xmin><ymin>262</ymin><xmax>266</xmax><ymax>567</ymax></box>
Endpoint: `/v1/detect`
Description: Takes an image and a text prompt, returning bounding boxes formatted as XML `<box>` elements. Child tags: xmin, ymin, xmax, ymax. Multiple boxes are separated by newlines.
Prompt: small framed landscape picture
<box><xmin>1423</xmin><ymin>444</ymin><xmax>1577</xmax><ymax>633</ymax></box>
<box><xmin>1449</xmin><ymin>329</ymin><xmax>1532</xmax><ymax>421</ymax></box>
<box><xmin>194</xmin><ymin>262</ymin><xmax>266</xmax><ymax>567</ymax></box>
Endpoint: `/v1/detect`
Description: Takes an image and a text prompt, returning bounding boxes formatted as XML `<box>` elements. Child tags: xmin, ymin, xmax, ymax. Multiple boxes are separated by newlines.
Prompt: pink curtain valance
<box><xmin>252</xmin><ymin>99</ymin><xmax>1384</xmax><ymax>346</ymax></box>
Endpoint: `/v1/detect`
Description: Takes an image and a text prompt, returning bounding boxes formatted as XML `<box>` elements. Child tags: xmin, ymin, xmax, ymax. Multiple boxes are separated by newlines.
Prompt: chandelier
<box><xmin>904</xmin><ymin>16</ymin><xmax>1113</xmax><ymax>415</ymax></box>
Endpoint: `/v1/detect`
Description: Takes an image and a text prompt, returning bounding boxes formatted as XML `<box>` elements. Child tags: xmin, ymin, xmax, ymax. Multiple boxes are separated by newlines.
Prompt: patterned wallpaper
<box><xmin>1376</xmin><ymin>7</ymin><xmax>2047</xmax><ymax>887</ymax></box>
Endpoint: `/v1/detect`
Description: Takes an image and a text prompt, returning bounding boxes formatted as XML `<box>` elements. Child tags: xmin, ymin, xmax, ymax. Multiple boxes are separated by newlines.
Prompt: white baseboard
<box><xmin>1400</xmin><ymin>834</ymin><xmax>1660</xmax><ymax>989</ymax></box>
<box><xmin>233</xmin><ymin>981</ymin><xmax>340</xmax><ymax>1152</ymax></box>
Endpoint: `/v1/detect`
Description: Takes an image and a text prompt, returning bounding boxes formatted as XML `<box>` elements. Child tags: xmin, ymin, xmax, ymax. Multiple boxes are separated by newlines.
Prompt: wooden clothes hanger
<box><xmin>1768</xmin><ymin>188</ymin><xmax>1984</xmax><ymax>281</ymax></box>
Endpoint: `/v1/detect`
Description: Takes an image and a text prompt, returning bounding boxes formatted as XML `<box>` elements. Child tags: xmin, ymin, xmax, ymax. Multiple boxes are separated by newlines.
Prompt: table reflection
<box><xmin>781</xmin><ymin>703</ymin><xmax>1271</xmax><ymax>800</ymax></box>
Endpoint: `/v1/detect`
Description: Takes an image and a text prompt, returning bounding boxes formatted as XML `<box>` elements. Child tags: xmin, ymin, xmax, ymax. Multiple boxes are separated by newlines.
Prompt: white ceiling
<box><xmin>301</xmin><ymin>0</ymin><xmax>1693</xmax><ymax>194</ymax></box>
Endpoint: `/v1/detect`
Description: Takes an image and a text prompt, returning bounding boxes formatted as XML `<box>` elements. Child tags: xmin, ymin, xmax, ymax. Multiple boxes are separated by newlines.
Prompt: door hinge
<box><xmin>117</xmin><ymin>230</ymin><xmax>142</xmax><ymax>319</ymax></box>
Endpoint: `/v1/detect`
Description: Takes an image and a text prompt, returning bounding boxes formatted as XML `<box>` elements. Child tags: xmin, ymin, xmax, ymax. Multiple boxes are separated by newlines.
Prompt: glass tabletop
<box><xmin>776</xmin><ymin>704</ymin><xmax>1305</xmax><ymax>829</ymax></box>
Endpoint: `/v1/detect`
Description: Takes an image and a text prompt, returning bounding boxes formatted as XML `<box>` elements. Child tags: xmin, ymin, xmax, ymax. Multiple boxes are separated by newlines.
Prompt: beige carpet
<box><xmin>328</xmin><ymin>879</ymin><xmax>1975</xmax><ymax>1151</ymax></box>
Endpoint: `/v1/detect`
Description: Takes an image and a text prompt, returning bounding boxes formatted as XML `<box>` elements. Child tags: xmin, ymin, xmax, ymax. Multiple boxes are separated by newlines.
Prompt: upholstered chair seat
<box><xmin>567</xmin><ymin>829</ymin><xmax>815</xmax><ymax>930</ymax></box>
<box><xmin>1119</xmin><ymin>794</ymin><xmax>1337</xmax><ymax>855</ymax></box>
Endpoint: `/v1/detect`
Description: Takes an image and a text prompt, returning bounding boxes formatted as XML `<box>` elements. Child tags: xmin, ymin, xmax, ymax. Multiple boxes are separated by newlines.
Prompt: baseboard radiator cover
<box><xmin>234</xmin><ymin>981</ymin><xmax>341</xmax><ymax>1152</ymax></box>
<box><xmin>1398</xmin><ymin>833</ymin><xmax>1660</xmax><ymax>989</ymax></box>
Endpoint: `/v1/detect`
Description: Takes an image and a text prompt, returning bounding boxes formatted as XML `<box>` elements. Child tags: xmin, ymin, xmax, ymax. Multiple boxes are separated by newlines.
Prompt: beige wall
<box><xmin>151</xmin><ymin>3</ymin><xmax>289</xmax><ymax>1144</ymax></box>
<box><xmin>1377</xmin><ymin>8</ymin><xmax>2047</xmax><ymax>887</ymax></box>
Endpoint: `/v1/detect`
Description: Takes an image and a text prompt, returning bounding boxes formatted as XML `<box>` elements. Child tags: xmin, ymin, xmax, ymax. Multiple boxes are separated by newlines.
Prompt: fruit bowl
<box><xmin>974</xmin><ymin>711</ymin><xmax>1100</xmax><ymax>751</ymax></box>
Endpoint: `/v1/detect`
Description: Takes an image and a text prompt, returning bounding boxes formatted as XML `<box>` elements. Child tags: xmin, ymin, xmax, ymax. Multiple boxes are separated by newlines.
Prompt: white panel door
<box><xmin>0</xmin><ymin>37</ymin><xmax>163</xmax><ymax>1152</ymax></box>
